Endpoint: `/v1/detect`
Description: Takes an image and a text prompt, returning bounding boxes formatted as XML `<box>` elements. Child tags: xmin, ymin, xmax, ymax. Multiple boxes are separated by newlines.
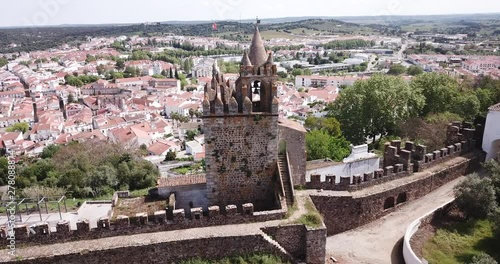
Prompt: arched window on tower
<box><xmin>252</xmin><ymin>80</ymin><xmax>261</xmax><ymax>112</ymax></box>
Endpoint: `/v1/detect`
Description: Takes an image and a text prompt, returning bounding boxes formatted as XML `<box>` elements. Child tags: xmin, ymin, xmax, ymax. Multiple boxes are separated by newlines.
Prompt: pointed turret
<box><xmin>248</xmin><ymin>23</ymin><xmax>268</xmax><ymax>67</ymax></box>
<box><xmin>266</xmin><ymin>52</ymin><xmax>273</xmax><ymax>65</ymax></box>
<box><xmin>241</xmin><ymin>50</ymin><xmax>253</xmax><ymax>67</ymax></box>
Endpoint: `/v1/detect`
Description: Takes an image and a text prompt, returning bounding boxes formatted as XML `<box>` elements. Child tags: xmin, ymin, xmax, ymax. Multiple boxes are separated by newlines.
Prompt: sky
<box><xmin>2</xmin><ymin>0</ymin><xmax>500</xmax><ymax>27</ymax></box>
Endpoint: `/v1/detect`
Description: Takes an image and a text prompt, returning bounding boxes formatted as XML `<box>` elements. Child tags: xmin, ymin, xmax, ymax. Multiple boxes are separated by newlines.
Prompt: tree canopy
<box><xmin>6</xmin><ymin>122</ymin><xmax>29</xmax><ymax>133</ymax></box>
<box><xmin>328</xmin><ymin>74</ymin><xmax>424</xmax><ymax>145</ymax></box>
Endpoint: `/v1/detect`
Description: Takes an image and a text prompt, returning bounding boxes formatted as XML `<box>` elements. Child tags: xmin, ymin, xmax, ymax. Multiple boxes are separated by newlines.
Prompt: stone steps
<box><xmin>278</xmin><ymin>155</ymin><xmax>294</xmax><ymax>207</ymax></box>
<box><xmin>260</xmin><ymin>231</ymin><xmax>295</xmax><ymax>262</ymax></box>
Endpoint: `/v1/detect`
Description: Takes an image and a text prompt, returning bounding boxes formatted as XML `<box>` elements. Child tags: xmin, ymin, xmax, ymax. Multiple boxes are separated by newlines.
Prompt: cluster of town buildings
<box><xmin>0</xmin><ymin>28</ymin><xmax>498</xmax><ymax>162</ymax></box>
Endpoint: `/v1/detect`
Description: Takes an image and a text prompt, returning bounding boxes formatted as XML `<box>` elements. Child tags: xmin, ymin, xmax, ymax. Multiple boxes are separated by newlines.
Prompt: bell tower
<box><xmin>203</xmin><ymin>20</ymin><xmax>280</xmax><ymax>209</ymax></box>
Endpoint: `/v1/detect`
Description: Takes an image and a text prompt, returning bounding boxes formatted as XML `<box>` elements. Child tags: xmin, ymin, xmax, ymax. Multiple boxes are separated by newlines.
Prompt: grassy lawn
<box><xmin>180</xmin><ymin>254</ymin><xmax>289</xmax><ymax>264</ymax></box>
<box><xmin>423</xmin><ymin>219</ymin><xmax>500</xmax><ymax>264</ymax></box>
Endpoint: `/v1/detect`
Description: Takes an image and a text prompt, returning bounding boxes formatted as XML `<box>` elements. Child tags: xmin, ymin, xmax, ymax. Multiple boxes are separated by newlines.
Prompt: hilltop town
<box><xmin>0</xmin><ymin>13</ymin><xmax>500</xmax><ymax>264</ymax></box>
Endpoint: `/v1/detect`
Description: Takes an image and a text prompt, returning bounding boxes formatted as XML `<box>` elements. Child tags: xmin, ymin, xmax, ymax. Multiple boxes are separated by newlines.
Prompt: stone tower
<box><xmin>203</xmin><ymin>21</ymin><xmax>280</xmax><ymax>209</ymax></box>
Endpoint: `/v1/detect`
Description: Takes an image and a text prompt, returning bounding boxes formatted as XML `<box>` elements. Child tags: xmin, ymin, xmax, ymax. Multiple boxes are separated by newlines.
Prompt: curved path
<box><xmin>325</xmin><ymin>176</ymin><xmax>465</xmax><ymax>264</ymax></box>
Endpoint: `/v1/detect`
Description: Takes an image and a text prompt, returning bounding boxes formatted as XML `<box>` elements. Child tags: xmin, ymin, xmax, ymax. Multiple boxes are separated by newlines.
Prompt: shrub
<box><xmin>469</xmin><ymin>253</ymin><xmax>498</xmax><ymax>264</ymax></box>
<box><xmin>454</xmin><ymin>173</ymin><xmax>498</xmax><ymax>219</ymax></box>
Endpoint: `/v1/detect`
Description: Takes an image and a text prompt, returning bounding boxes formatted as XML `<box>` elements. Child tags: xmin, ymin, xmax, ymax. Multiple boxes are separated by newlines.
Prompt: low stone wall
<box><xmin>306</xmin><ymin>141</ymin><xmax>472</xmax><ymax>192</ymax></box>
<box><xmin>403</xmin><ymin>200</ymin><xmax>454</xmax><ymax>264</ymax></box>
<box><xmin>262</xmin><ymin>224</ymin><xmax>307</xmax><ymax>260</ymax></box>
<box><xmin>3</xmin><ymin>235</ymin><xmax>293</xmax><ymax>264</ymax></box>
<box><xmin>0</xmin><ymin>203</ymin><xmax>286</xmax><ymax>247</ymax></box>
<box><xmin>310</xmin><ymin>154</ymin><xmax>478</xmax><ymax>235</ymax></box>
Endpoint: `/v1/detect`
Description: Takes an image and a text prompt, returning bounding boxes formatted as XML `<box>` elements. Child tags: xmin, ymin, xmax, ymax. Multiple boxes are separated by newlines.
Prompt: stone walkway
<box><xmin>0</xmin><ymin>196</ymin><xmax>313</xmax><ymax>262</ymax></box>
<box><xmin>325</xmin><ymin>176</ymin><xmax>464</xmax><ymax>264</ymax></box>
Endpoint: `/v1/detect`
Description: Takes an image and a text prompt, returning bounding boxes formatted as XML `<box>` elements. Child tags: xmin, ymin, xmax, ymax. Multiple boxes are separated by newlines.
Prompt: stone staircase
<box><xmin>278</xmin><ymin>154</ymin><xmax>294</xmax><ymax>207</ymax></box>
<box><xmin>260</xmin><ymin>231</ymin><xmax>296</xmax><ymax>263</ymax></box>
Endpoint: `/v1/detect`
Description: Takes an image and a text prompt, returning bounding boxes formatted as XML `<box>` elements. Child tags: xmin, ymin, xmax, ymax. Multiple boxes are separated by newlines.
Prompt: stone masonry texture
<box><xmin>311</xmin><ymin>154</ymin><xmax>479</xmax><ymax>235</ymax></box>
<box><xmin>204</xmin><ymin>114</ymin><xmax>279</xmax><ymax>210</ymax></box>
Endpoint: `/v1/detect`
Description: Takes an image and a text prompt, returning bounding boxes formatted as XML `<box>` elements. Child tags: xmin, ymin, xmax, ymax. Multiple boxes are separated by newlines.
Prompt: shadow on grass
<box><xmin>474</xmin><ymin>233</ymin><xmax>500</xmax><ymax>262</ymax></box>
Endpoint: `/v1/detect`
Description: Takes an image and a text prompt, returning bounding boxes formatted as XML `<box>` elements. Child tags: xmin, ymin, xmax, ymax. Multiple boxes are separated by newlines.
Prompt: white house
<box><xmin>306</xmin><ymin>144</ymin><xmax>380</xmax><ymax>183</ymax></box>
<box><xmin>483</xmin><ymin>103</ymin><xmax>500</xmax><ymax>161</ymax></box>
<box><xmin>185</xmin><ymin>140</ymin><xmax>203</xmax><ymax>156</ymax></box>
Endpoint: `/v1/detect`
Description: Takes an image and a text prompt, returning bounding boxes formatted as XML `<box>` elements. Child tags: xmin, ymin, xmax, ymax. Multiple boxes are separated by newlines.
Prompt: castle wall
<box><xmin>1</xmin><ymin>224</ymin><xmax>325</xmax><ymax>264</ymax></box>
<box><xmin>4</xmin><ymin>235</ymin><xmax>292</xmax><ymax>264</ymax></box>
<box><xmin>278</xmin><ymin>122</ymin><xmax>307</xmax><ymax>186</ymax></box>
<box><xmin>310</xmin><ymin>154</ymin><xmax>479</xmax><ymax>235</ymax></box>
<box><xmin>156</xmin><ymin>183</ymin><xmax>208</xmax><ymax>215</ymax></box>
<box><xmin>204</xmin><ymin>114</ymin><xmax>279</xmax><ymax>209</ymax></box>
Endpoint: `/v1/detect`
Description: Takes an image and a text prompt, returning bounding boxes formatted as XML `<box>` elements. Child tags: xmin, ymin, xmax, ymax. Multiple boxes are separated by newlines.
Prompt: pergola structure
<box><xmin>0</xmin><ymin>196</ymin><xmax>67</xmax><ymax>223</ymax></box>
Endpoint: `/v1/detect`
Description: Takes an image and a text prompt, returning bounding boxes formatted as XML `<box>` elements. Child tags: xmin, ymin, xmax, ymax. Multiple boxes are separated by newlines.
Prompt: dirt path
<box><xmin>325</xmin><ymin>176</ymin><xmax>465</xmax><ymax>264</ymax></box>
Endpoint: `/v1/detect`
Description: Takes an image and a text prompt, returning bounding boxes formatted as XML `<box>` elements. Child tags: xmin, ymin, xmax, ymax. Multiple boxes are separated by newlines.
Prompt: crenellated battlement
<box><xmin>0</xmin><ymin>202</ymin><xmax>286</xmax><ymax>247</ymax></box>
<box><xmin>306</xmin><ymin>122</ymin><xmax>478</xmax><ymax>192</ymax></box>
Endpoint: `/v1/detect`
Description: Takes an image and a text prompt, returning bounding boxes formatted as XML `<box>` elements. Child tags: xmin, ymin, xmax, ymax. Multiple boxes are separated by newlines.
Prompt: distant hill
<box><xmin>0</xmin><ymin>13</ymin><xmax>499</xmax><ymax>53</ymax></box>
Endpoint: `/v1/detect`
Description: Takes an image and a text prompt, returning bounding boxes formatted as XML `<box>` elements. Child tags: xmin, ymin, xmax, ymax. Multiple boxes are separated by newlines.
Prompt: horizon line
<box><xmin>1</xmin><ymin>12</ymin><xmax>499</xmax><ymax>29</ymax></box>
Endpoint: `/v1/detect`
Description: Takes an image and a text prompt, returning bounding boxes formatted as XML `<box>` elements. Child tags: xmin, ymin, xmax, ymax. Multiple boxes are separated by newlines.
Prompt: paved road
<box><xmin>325</xmin><ymin>176</ymin><xmax>464</xmax><ymax>264</ymax></box>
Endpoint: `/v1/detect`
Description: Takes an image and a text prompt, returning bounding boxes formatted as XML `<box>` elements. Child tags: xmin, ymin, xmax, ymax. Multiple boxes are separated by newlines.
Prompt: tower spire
<box><xmin>248</xmin><ymin>18</ymin><xmax>267</xmax><ymax>67</ymax></box>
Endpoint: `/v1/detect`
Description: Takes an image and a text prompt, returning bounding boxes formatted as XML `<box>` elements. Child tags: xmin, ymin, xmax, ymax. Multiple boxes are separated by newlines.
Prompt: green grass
<box><xmin>423</xmin><ymin>219</ymin><xmax>500</xmax><ymax>264</ymax></box>
<box><xmin>293</xmin><ymin>198</ymin><xmax>323</xmax><ymax>228</ymax></box>
<box><xmin>180</xmin><ymin>254</ymin><xmax>289</xmax><ymax>264</ymax></box>
<box><xmin>172</xmin><ymin>162</ymin><xmax>203</xmax><ymax>175</ymax></box>
<box><xmin>284</xmin><ymin>202</ymin><xmax>298</xmax><ymax>219</ymax></box>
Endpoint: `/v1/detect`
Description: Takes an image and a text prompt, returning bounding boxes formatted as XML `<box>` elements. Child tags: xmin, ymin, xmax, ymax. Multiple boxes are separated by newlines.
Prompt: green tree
<box><xmin>115</xmin><ymin>59</ymin><xmax>125</xmax><ymax>70</ymax></box>
<box><xmin>165</xmin><ymin>150</ymin><xmax>177</xmax><ymax>161</ymax></box>
<box><xmin>329</xmin><ymin>74</ymin><xmax>424</xmax><ymax>144</ymax></box>
<box><xmin>410</xmin><ymin>73</ymin><xmax>459</xmax><ymax>117</ymax></box>
<box><xmin>451</xmin><ymin>92</ymin><xmax>480</xmax><ymax>121</ymax></box>
<box><xmin>291</xmin><ymin>68</ymin><xmax>304</xmax><ymax>77</ymax></box>
<box><xmin>152</xmin><ymin>74</ymin><xmax>165</xmax><ymax>79</ymax></box>
<box><xmin>67</xmin><ymin>93</ymin><xmax>76</xmax><ymax>104</ymax></box>
<box><xmin>86</xmin><ymin>164</ymin><xmax>118</xmax><ymax>196</ymax></box>
<box><xmin>185</xmin><ymin>130</ymin><xmax>198</xmax><ymax>141</ymax></box>
<box><xmin>306</xmin><ymin>130</ymin><xmax>350</xmax><ymax>161</ymax></box>
<box><xmin>6</xmin><ymin>122</ymin><xmax>29</xmax><ymax>133</ymax></box>
<box><xmin>304</xmin><ymin>117</ymin><xmax>341</xmax><ymax>137</ymax></box>
<box><xmin>454</xmin><ymin>173</ymin><xmax>497</xmax><ymax>219</ymax></box>
<box><xmin>469</xmin><ymin>253</ymin><xmax>498</xmax><ymax>264</ymax></box>
<box><xmin>0</xmin><ymin>157</ymin><xmax>8</xmax><ymax>186</ymax></box>
<box><xmin>277</xmin><ymin>71</ymin><xmax>288</xmax><ymax>79</ymax></box>
<box><xmin>387</xmin><ymin>64</ymin><xmax>407</xmax><ymax>75</ymax></box>
<box><xmin>0</xmin><ymin>57</ymin><xmax>8</xmax><ymax>68</ymax></box>
<box><xmin>475</xmin><ymin>88</ymin><xmax>496</xmax><ymax>115</ymax></box>
<box><xmin>40</xmin><ymin>145</ymin><xmax>61</xmax><ymax>159</ymax></box>
<box><xmin>407</xmin><ymin>65</ymin><xmax>423</xmax><ymax>76</ymax></box>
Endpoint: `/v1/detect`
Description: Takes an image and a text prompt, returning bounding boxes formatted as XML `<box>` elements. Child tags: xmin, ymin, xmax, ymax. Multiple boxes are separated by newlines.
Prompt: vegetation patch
<box><xmin>294</xmin><ymin>198</ymin><xmax>323</xmax><ymax>228</ymax></box>
<box><xmin>180</xmin><ymin>254</ymin><xmax>290</xmax><ymax>264</ymax></box>
<box><xmin>422</xmin><ymin>219</ymin><xmax>499</xmax><ymax>264</ymax></box>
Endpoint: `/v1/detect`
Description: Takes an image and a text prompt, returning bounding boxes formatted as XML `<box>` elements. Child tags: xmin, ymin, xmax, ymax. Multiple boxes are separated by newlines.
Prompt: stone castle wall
<box><xmin>278</xmin><ymin>122</ymin><xmax>307</xmax><ymax>186</ymax></box>
<box><xmin>204</xmin><ymin>114</ymin><xmax>279</xmax><ymax>209</ymax></box>
<box><xmin>306</xmin><ymin>122</ymin><xmax>479</xmax><ymax>192</ymax></box>
<box><xmin>4</xmin><ymin>235</ymin><xmax>291</xmax><ymax>264</ymax></box>
<box><xmin>2</xmin><ymin>223</ymin><xmax>326</xmax><ymax>264</ymax></box>
<box><xmin>310</xmin><ymin>153</ymin><xmax>479</xmax><ymax>235</ymax></box>
<box><xmin>0</xmin><ymin>202</ymin><xmax>286</xmax><ymax>247</ymax></box>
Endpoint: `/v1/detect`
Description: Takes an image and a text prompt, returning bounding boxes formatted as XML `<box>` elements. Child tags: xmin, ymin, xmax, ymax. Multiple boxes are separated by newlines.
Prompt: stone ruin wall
<box><xmin>306</xmin><ymin>122</ymin><xmax>479</xmax><ymax>192</ymax></box>
<box><xmin>3</xmin><ymin>225</ymin><xmax>327</xmax><ymax>264</ymax></box>
<box><xmin>4</xmin><ymin>235</ymin><xmax>290</xmax><ymax>264</ymax></box>
<box><xmin>204</xmin><ymin>114</ymin><xmax>279</xmax><ymax>209</ymax></box>
<box><xmin>0</xmin><ymin>201</ymin><xmax>286</xmax><ymax>247</ymax></box>
<box><xmin>311</xmin><ymin>153</ymin><xmax>480</xmax><ymax>235</ymax></box>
